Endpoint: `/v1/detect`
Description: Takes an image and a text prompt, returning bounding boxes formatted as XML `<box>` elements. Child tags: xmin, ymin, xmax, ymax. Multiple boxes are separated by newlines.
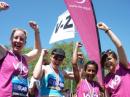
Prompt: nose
<box><xmin>16</xmin><ymin>37</ymin><xmax>21</xmax><ymax>42</ymax></box>
<box><xmin>106</xmin><ymin>57</ymin><xmax>111</xmax><ymax>62</ymax></box>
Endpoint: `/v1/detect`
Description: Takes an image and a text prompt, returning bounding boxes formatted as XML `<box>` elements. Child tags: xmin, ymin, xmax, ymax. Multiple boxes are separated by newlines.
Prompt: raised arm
<box><xmin>25</xmin><ymin>21</ymin><xmax>41</xmax><ymax>63</ymax></box>
<box><xmin>0</xmin><ymin>2</ymin><xmax>9</xmax><ymax>11</ymax></box>
<box><xmin>72</xmin><ymin>42</ymin><xmax>82</xmax><ymax>84</ymax></box>
<box><xmin>0</xmin><ymin>45</ymin><xmax>8</xmax><ymax>60</ymax></box>
<box><xmin>33</xmin><ymin>49</ymin><xmax>47</xmax><ymax>80</ymax></box>
<box><xmin>97</xmin><ymin>22</ymin><xmax>129</xmax><ymax>69</ymax></box>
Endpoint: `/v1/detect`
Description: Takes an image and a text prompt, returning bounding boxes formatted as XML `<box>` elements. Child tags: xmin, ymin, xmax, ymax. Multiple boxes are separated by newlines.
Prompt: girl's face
<box><xmin>11</xmin><ymin>30</ymin><xmax>26</xmax><ymax>53</ymax></box>
<box><xmin>85</xmin><ymin>64</ymin><xmax>97</xmax><ymax>82</ymax></box>
<box><xmin>104</xmin><ymin>54</ymin><xmax>117</xmax><ymax>73</ymax></box>
<box><xmin>50</xmin><ymin>54</ymin><xmax>64</xmax><ymax>66</ymax></box>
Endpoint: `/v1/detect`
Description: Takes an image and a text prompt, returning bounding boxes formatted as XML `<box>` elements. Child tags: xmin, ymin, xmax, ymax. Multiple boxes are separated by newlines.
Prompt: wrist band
<box><xmin>105</xmin><ymin>28</ymin><xmax>111</xmax><ymax>33</ymax></box>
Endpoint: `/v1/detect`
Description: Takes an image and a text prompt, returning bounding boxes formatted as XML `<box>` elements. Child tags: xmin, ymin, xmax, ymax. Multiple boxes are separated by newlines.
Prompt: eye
<box><xmin>13</xmin><ymin>36</ymin><xmax>18</xmax><ymax>39</ymax></box>
<box><xmin>106</xmin><ymin>57</ymin><xmax>112</xmax><ymax>61</ymax></box>
<box><xmin>20</xmin><ymin>37</ymin><xmax>24</xmax><ymax>42</ymax></box>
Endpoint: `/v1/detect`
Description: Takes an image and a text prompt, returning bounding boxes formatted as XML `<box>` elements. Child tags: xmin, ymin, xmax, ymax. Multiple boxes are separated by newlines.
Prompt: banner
<box><xmin>64</xmin><ymin>0</ymin><xmax>103</xmax><ymax>84</ymax></box>
<box><xmin>49</xmin><ymin>10</ymin><xmax>75</xmax><ymax>44</ymax></box>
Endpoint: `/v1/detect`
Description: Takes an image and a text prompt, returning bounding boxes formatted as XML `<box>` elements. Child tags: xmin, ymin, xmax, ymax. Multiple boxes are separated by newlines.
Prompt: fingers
<box><xmin>76</xmin><ymin>42</ymin><xmax>83</xmax><ymax>48</ymax></box>
<box><xmin>0</xmin><ymin>2</ymin><xmax>9</xmax><ymax>10</ymax></box>
<box><xmin>97</xmin><ymin>22</ymin><xmax>103</xmax><ymax>28</ymax></box>
<box><xmin>41</xmin><ymin>49</ymin><xmax>48</xmax><ymax>56</ymax></box>
<box><xmin>97</xmin><ymin>22</ymin><xmax>109</xmax><ymax>32</ymax></box>
<box><xmin>29</xmin><ymin>21</ymin><xmax>39</xmax><ymax>31</ymax></box>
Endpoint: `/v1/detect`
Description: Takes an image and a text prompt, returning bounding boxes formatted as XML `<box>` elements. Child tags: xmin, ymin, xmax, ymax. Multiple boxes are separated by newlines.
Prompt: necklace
<box><xmin>10</xmin><ymin>50</ymin><xmax>23</xmax><ymax>74</ymax></box>
<box><xmin>85</xmin><ymin>79</ymin><xmax>95</xmax><ymax>97</ymax></box>
<box><xmin>50</xmin><ymin>64</ymin><xmax>61</xmax><ymax>90</ymax></box>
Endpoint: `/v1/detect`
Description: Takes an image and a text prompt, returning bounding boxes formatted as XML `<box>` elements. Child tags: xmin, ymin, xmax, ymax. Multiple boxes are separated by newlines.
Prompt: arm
<box><xmin>63</xmin><ymin>70</ymin><xmax>74</xmax><ymax>80</ymax></box>
<box><xmin>104</xmin><ymin>89</ymin><xmax>110</xmax><ymax>97</ymax></box>
<box><xmin>29</xmin><ymin>77</ymin><xmax>37</xmax><ymax>95</ymax></box>
<box><xmin>24</xmin><ymin>21</ymin><xmax>41</xmax><ymax>63</ymax></box>
<box><xmin>97</xmin><ymin>22</ymin><xmax>129</xmax><ymax>69</ymax></box>
<box><xmin>0</xmin><ymin>45</ymin><xmax>8</xmax><ymax>60</ymax></box>
<box><xmin>71</xmin><ymin>42</ymin><xmax>82</xmax><ymax>84</ymax></box>
<box><xmin>33</xmin><ymin>49</ymin><xmax>47</xmax><ymax>80</ymax></box>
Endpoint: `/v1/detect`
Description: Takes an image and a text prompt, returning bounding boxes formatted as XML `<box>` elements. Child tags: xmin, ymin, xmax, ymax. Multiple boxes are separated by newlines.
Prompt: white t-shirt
<box><xmin>29</xmin><ymin>76</ymin><xmax>40</xmax><ymax>89</ymax></box>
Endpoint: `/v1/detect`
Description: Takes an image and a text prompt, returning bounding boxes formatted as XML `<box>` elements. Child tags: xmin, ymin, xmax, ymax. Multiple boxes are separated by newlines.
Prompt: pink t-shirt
<box><xmin>76</xmin><ymin>79</ymin><xmax>100</xmax><ymax>97</ymax></box>
<box><xmin>104</xmin><ymin>63</ymin><xmax>130</xmax><ymax>97</ymax></box>
<box><xmin>0</xmin><ymin>51</ymin><xmax>28</xmax><ymax>97</ymax></box>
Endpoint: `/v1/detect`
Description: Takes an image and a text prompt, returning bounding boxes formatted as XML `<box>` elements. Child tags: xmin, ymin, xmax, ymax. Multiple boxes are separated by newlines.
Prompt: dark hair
<box><xmin>101</xmin><ymin>49</ymin><xmax>117</xmax><ymax>67</ymax></box>
<box><xmin>84</xmin><ymin>60</ymin><xmax>98</xmax><ymax>74</ymax></box>
<box><xmin>51</xmin><ymin>48</ymin><xmax>65</xmax><ymax>58</ymax></box>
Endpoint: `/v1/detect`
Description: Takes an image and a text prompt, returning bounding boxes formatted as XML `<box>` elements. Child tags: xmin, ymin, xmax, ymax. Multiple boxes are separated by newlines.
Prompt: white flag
<box><xmin>49</xmin><ymin>10</ymin><xmax>75</xmax><ymax>44</ymax></box>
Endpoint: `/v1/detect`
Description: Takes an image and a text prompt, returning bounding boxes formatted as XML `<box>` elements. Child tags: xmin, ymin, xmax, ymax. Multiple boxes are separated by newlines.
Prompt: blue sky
<box><xmin>0</xmin><ymin>0</ymin><xmax>130</xmax><ymax>60</ymax></box>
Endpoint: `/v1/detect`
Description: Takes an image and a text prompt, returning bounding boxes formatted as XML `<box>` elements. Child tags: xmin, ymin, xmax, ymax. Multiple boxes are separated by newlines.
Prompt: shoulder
<box><xmin>42</xmin><ymin>65</ymin><xmax>51</xmax><ymax>73</ymax></box>
<box><xmin>119</xmin><ymin>63</ymin><xmax>130</xmax><ymax>70</ymax></box>
<box><xmin>77</xmin><ymin>79</ymin><xmax>85</xmax><ymax>86</ymax></box>
<box><xmin>42</xmin><ymin>65</ymin><xmax>50</xmax><ymax>70</ymax></box>
<box><xmin>93</xmin><ymin>81</ymin><xmax>102</xmax><ymax>88</ymax></box>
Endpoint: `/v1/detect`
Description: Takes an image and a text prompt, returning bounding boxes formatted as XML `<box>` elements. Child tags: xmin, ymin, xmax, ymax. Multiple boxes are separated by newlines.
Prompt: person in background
<box><xmin>0</xmin><ymin>21</ymin><xmax>41</xmax><ymax>97</ymax></box>
<box><xmin>33</xmin><ymin>48</ymin><xmax>74</xmax><ymax>97</ymax></box>
<box><xmin>29</xmin><ymin>58</ymin><xmax>49</xmax><ymax>97</ymax></box>
<box><xmin>72</xmin><ymin>42</ymin><xmax>104</xmax><ymax>97</ymax></box>
<box><xmin>29</xmin><ymin>76</ymin><xmax>40</xmax><ymax>97</ymax></box>
<box><xmin>97</xmin><ymin>22</ymin><xmax>130</xmax><ymax>97</ymax></box>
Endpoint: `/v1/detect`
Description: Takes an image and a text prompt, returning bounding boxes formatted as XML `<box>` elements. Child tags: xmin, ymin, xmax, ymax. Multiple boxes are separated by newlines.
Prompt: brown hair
<box><xmin>10</xmin><ymin>28</ymin><xmax>27</xmax><ymax>44</ymax></box>
<box><xmin>101</xmin><ymin>49</ymin><xmax>117</xmax><ymax>67</ymax></box>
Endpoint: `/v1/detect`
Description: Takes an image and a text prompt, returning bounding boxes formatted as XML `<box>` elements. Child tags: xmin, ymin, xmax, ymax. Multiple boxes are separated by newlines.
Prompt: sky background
<box><xmin>0</xmin><ymin>0</ymin><xmax>130</xmax><ymax>60</ymax></box>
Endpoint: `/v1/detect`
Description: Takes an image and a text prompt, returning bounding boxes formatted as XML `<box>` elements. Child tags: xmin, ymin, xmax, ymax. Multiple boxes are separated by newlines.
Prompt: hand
<box><xmin>76</xmin><ymin>42</ymin><xmax>82</xmax><ymax>48</ymax></box>
<box><xmin>41</xmin><ymin>49</ymin><xmax>48</xmax><ymax>56</ymax></box>
<box><xmin>0</xmin><ymin>2</ymin><xmax>9</xmax><ymax>10</ymax></box>
<box><xmin>97</xmin><ymin>22</ymin><xmax>109</xmax><ymax>32</ymax></box>
<box><xmin>29</xmin><ymin>21</ymin><xmax>39</xmax><ymax>32</ymax></box>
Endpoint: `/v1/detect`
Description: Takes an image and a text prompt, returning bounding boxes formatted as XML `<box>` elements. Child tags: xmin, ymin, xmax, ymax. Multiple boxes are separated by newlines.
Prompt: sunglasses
<box><xmin>53</xmin><ymin>55</ymin><xmax>64</xmax><ymax>61</ymax></box>
<box><xmin>101</xmin><ymin>49</ymin><xmax>113</xmax><ymax>56</ymax></box>
<box><xmin>101</xmin><ymin>49</ymin><xmax>111</xmax><ymax>64</ymax></box>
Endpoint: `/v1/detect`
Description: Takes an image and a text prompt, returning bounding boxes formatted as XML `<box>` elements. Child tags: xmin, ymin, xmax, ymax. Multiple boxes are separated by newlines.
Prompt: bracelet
<box><xmin>105</xmin><ymin>28</ymin><xmax>111</xmax><ymax>33</ymax></box>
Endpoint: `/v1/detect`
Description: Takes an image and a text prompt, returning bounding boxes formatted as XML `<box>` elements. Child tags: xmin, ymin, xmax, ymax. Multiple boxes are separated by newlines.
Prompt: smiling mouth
<box><xmin>14</xmin><ymin>43</ymin><xmax>22</xmax><ymax>49</ymax></box>
<box><xmin>105</xmin><ymin>61</ymin><xmax>113</xmax><ymax>68</ymax></box>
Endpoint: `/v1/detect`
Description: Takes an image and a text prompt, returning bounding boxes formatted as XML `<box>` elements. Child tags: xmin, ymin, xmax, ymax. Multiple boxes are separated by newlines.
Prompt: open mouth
<box><xmin>14</xmin><ymin>43</ymin><xmax>22</xmax><ymax>50</ymax></box>
<box><xmin>105</xmin><ymin>61</ymin><xmax>113</xmax><ymax>69</ymax></box>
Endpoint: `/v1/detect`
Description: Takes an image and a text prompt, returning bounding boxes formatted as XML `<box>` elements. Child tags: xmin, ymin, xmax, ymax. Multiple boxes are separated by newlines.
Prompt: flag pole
<box><xmin>91</xmin><ymin>0</ymin><xmax>104</xmax><ymax>84</ymax></box>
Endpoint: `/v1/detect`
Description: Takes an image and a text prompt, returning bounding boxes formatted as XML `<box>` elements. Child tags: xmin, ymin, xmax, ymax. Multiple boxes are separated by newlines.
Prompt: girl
<box><xmin>33</xmin><ymin>48</ymin><xmax>74</xmax><ymax>97</ymax></box>
<box><xmin>97</xmin><ymin>22</ymin><xmax>130</xmax><ymax>97</ymax></box>
<box><xmin>0</xmin><ymin>21</ymin><xmax>41</xmax><ymax>97</ymax></box>
<box><xmin>72</xmin><ymin>42</ymin><xmax>103</xmax><ymax>97</ymax></box>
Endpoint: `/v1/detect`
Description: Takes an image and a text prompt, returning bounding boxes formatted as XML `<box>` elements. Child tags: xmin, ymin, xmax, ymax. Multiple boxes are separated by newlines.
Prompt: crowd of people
<box><xmin>1</xmin><ymin>1</ymin><xmax>130</xmax><ymax>97</ymax></box>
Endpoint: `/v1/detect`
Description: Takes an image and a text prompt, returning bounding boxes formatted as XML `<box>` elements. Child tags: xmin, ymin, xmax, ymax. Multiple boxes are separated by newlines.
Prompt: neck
<box><xmin>85</xmin><ymin>77</ymin><xmax>93</xmax><ymax>83</ymax></box>
<box><xmin>51</xmin><ymin>63</ymin><xmax>59</xmax><ymax>73</ymax></box>
<box><xmin>11</xmin><ymin>49</ymin><xmax>20</xmax><ymax>54</ymax></box>
<box><xmin>11</xmin><ymin>50</ymin><xmax>22</xmax><ymax>61</ymax></box>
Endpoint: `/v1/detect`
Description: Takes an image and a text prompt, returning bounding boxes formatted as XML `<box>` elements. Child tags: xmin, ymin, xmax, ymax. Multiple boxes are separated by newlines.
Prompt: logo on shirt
<box><xmin>108</xmin><ymin>75</ymin><xmax>121</xmax><ymax>89</ymax></box>
<box><xmin>13</xmin><ymin>62</ymin><xmax>28</xmax><ymax>74</ymax></box>
<box><xmin>83</xmin><ymin>92</ymin><xmax>98</xmax><ymax>97</ymax></box>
